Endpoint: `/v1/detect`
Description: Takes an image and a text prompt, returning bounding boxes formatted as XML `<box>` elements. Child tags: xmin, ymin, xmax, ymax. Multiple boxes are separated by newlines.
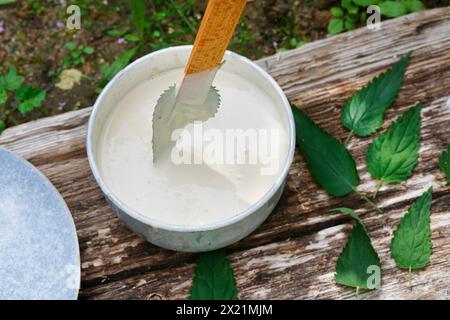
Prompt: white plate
<box><xmin>0</xmin><ymin>148</ymin><xmax>80</xmax><ymax>300</ymax></box>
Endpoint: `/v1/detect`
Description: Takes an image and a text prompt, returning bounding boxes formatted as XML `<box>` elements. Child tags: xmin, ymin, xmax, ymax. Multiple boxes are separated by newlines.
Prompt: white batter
<box><xmin>98</xmin><ymin>67</ymin><xmax>289</xmax><ymax>226</ymax></box>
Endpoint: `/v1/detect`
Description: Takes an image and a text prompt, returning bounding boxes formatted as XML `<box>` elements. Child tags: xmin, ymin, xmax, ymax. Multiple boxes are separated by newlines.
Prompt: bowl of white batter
<box><xmin>87</xmin><ymin>46</ymin><xmax>295</xmax><ymax>252</ymax></box>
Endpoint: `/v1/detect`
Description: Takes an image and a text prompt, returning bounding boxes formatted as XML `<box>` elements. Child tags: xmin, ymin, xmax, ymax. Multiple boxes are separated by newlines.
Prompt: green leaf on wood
<box><xmin>0</xmin><ymin>120</ymin><xmax>5</xmax><ymax>133</ymax></box>
<box><xmin>292</xmin><ymin>106</ymin><xmax>359</xmax><ymax>197</ymax></box>
<box><xmin>341</xmin><ymin>52</ymin><xmax>411</xmax><ymax>137</ymax></box>
<box><xmin>334</xmin><ymin>208</ymin><xmax>382</xmax><ymax>289</ymax></box>
<box><xmin>439</xmin><ymin>146</ymin><xmax>450</xmax><ymax>182</ymax></box>
<box><xmin>189</xmin><ymin>250</ymin><xmax>238</xmax><ymax>300</ymax></box>
<box><xmin>366</xmin><ymin>103</ymin><xmax>421</xmax><ymax>185</ymax></box>
<box><xmin>391</xmin><ymin>188</ymin><xmax>433</xmax><ymax>270</ymax></box>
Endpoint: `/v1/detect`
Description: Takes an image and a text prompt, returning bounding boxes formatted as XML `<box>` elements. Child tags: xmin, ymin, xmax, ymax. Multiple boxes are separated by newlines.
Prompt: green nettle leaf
<box><xmin>5</xmin><ymin>68</ymin><xmax>24</xmax><ymax>91</ymax></box>
<box><xmin>403</xmin><ymin>0</ymin><xmax>425</xmax><ymax>12</ymax></box>
<box><xmin>16</xmin><ymin>85</ymin><xmax>46</xmax><ymax>115</ymax></box>
<box><xmin>292</xmin><ymin>106</ymin><xmax>359</xmax><ymax>197</ymax></box>
<box><xmin>354</xmin><ymin>0</ymin><xmax>380</xmax><ymax>6</ymax></box>
<box><xmin>189</xmin><ymin>250</ymin><xmax>238</xmax><ymax>300</ymax></box>
<box><xmin>0</xmin><ymin>120</ymin><xmax>5</xmax><ymax>133</ymax></box>
<box><xmin>367</xmin><ymin>103</ymin><xmax>421</xmax><ymax>186</ymax></box>
<box><xmin>341</xmin><ymin>52</ymin><xmax>411</xmax><ymax>137</ymax></box>
<box><xmin>439</xmin><ymin>146</ymin><xmax>450</xmax><ymax>182</ymax></box>
<box><xmin>334</xmin><ymin>208</ymin><xmax>382</xmax><ymax>290</ymax></box>
<box><xmin>328</xmin><ymin>18</ymin><xmax>344</xmax><ymax>35</ymax></box>
<box><xmin>391</xmin><ymin>188</ymin><xmax>433</xmax><ymax>270</ymax></box>
<box><xmin>379</xmin><ymin>1</ymin><xmax>408</xmax><ymax>17</ymax></box>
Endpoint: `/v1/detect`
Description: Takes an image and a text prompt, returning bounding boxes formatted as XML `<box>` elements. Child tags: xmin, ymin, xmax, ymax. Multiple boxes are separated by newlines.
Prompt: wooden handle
<box><xmin>184</xmin><ymin>0</ymin><xmax>247</xmax><ymax>75</ymax></box>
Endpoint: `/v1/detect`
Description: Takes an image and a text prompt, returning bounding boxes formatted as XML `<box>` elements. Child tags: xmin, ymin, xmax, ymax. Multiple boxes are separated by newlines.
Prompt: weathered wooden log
<box><xmin>1</xmin><ymin>8</ymin><xmax>449</xmax><ymax>299</ymax></box>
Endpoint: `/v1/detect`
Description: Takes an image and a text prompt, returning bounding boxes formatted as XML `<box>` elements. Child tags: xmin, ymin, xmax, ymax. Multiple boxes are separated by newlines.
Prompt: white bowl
<box><xmin>87</xmin><ymin>46</ymin><xmax>295</xmax><ymax>252</ymax></box>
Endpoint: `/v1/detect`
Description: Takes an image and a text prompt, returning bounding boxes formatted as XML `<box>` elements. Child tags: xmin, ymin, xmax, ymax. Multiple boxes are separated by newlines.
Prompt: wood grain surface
<box><xmin>1</xmin><ymin>8</ymin><xmax>449</xmax><ymax>300</ymax></box>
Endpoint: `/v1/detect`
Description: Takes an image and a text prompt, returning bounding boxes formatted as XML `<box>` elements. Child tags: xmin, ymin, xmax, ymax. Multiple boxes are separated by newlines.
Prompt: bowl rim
<box><xmin>87</xmin><ymin>45</ymin><xmax>296</xmax><ymax>233</ymax></box>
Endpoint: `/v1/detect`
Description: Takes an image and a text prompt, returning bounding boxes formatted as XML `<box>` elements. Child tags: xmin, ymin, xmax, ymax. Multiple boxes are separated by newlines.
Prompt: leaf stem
<box><xmin>344</xmin><ymin>130</ymin><xmax>354</xmax><ymax>146</ymax></box>
<box><xmin>373</xmin><ymin>180</ymin><xmax>383</xmax><ymax>199</ymax></box>
<box><xmin>408</xmin><ymin>266</ymin><xmax>413</xmax><ymax>289</ymax></box>
<box><xmin>353</xmin><ymin>188</ymin><xmax>383</xmax><ymax>213</ymax></box>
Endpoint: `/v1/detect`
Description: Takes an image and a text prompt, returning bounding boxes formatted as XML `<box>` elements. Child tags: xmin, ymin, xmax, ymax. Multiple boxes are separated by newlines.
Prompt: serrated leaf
<box><xmin>366</xmin><ymin>103</ymin><xmax>421</xmax><ymax>184</ymax></box>
<box><xmin>292</xmin><ymin>106</ymin><xmax>359</xmax><ymax>197</ymax></box>
<box><xmin>334</xmin><ymin>208</ymin><xmax>381</xmax><ymax>289</ymax></box>
<box><xmin>439</xmin><ymin>146</ymin><xmax>450</xmax><ymax>182</ymax></box>
<box><xmin>189</xmin><ymin>250</ymin><xmax>238</xmax><ymax>300</ymax></box>
<box><xmin>391</xmin><ymin>188</ymin><xmax>432</xmax><ymax>269</ymax></box>
<box><xmin>341</xmin><ymin>52</ymin><xmax>411</xmax><ymax>137</ymax></box>
<box><xmin>379</xmin><ymin>1</ymin><xmax>408</xmax><ymax>17</ymax></box>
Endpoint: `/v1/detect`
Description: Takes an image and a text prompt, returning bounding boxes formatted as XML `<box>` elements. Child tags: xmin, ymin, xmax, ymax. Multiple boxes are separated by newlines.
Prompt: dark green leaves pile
<box><xmin>189</xmin><ymin>250</ymin><xmax>238</xmax><ymax>300</ymax></box>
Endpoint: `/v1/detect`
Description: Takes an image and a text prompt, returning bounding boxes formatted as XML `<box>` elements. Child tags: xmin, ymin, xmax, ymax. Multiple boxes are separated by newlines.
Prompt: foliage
<box><xmin>328</xmin><ymin>0</ymin><xmax>426</xmax><ymax>34</ymax></box>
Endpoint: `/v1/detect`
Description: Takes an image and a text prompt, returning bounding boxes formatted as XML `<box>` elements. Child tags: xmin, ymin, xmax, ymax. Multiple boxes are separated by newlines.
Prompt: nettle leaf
<box><xmin>366</xmin><ymin>103</ymin><xmax>421</xmax><ymax>184</ymax></box>
<box><xmin>341</xmin><ymin>52</ymin><xmax>411</xmax><ymax>137</ymax></box>
<box><xmin>16</xmin><ymin>85</ymin><xmax>46</xmax><ymax>115</ymax></box>
<box><xmin>439</xmin><ymin>146</ymin><xmax>450</xmax><ymax>182</ymax></box>
<box><xmin>391</xmin><ymin>188</ymin><xmax>433</xmax><ymax>270</ymax></box>
<box><xmin>379</xmin><ymin>1</ymin><xmax>408</xmax><ymax>17</ymax></box>
<box><xmin>334</xmin><ymin>208</ymin><xmax>381</xmax><ymax>289</ymax></box>
<box><xmin>189</xmin><ymin>250</ymin><xmax>238</xmax><ymax>300</ymax></box>
<box><xmin>292</xmin><ymin>106</ymin><xmax>359</xmax><ymax>197</ymax></box>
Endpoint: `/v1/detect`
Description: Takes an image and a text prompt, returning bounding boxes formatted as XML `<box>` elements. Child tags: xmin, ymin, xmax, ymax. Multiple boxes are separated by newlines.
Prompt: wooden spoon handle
<box><xmin>184</xmin><ymin>0</ymin><xmax>247</xmax><ymax>75</ymax></box>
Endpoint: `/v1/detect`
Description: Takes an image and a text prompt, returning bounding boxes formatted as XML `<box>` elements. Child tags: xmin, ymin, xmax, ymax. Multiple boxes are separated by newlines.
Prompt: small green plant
<box><xmin>0</xmin><ymin>68</ymin><xmax>46</xmax><ymax>132</ymax></box>
<box><xmin>64</xmin><ymin>42</ymin><xmax>95</xmax><ymax>68</ymax></box>
<box><xmin>328</xmin><ymin>0</ymin><xmax>426</xmax><ymax>35</ymax></box>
